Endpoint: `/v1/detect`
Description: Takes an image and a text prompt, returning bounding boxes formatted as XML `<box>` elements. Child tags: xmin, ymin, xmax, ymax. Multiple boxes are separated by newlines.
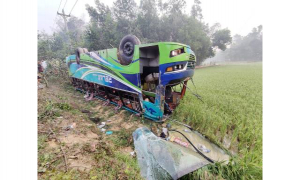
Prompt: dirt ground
<box><xmin>38</xmin><ymin>79</ymin><xmax>162</xmax><ymax>179</ymax></box>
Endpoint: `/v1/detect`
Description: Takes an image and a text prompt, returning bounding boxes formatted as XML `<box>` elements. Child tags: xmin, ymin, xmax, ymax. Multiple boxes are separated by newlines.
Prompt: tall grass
<box><xmin>174</xmin><ymin>63</ymin><xmax>262</xmax><ymax>179</ymax></box>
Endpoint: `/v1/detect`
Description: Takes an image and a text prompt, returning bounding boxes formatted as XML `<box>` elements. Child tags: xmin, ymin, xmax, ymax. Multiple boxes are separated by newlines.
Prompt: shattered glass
<box><xmin>133</xmin><ymin>125</ymin><xmax>229</xmax><ymax>180</ymax></box>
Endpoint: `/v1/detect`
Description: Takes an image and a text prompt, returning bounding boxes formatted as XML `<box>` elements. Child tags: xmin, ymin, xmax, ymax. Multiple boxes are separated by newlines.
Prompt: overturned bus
<box><xmin>66</xmin><ymin>35</ymin><xmax>196</xmax><ymax>121</ymax></box>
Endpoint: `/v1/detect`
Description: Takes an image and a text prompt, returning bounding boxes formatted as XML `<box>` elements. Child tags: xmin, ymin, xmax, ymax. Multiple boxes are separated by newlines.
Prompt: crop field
<box><xmin>175</xmin><ymin>62</ymin><xmax>262</xmax><ymax>179</ymax></box>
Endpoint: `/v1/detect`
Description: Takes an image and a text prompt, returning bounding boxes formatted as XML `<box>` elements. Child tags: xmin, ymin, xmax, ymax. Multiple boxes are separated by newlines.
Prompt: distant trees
<box><xmin>38</xmin><ymin>32</ymin><xmax>53</xmax><ymax>61</ymax></box>
<box><xmin>228</xmin><ymin>25</ymin><xmax>263</xmax><ymax>62</ymax></box>
<box><xmin>204</xmin><ymin>25</ymin><xmax>263</xmax><ymax>63</ymax></box>
<box><xmin>83</xmin><ymin>0</ymin><xmax>232</xmax><ymax>65</ymax></box>
<box><xmin>38</xmin><ymin>16</ymin><xmax>86</xmax><ymax>61</ymax></box>
<box><xmin>212</xmin><ymin>29</ymin><xmax>232</xmax><ymax>51</ymax></box>
<box><xmin>191</xmin><ymin>0</ymin><xmax>203</xmax><ymax>21</ymax></box>
<box><xmin>85</xmin><ymin>1</ymin><xmax>117</xmax><ymax>50</ymax></box>
<box><xmin>38</xmin><ymin>0</ymin><xmax>233</xmax><ymax>65</ymax></box>
<box><xmin>137</xmin><ymin>0</ymin><xmax>161</xmax><ymax>42</ymax></box>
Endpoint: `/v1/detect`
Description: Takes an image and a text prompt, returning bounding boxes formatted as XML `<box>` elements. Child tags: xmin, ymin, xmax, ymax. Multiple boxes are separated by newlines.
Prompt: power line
<box><xmin>63</xmin><ymin>0</ymin><xmax>68</xmax><ymax>9</ymax></box>
<box><xmin>57</xmin><ymin>9</ymin><xmax>71</xmax><ymax>32</ymax></box>
<box><xmin>57</xmin><ymin>0</ymin><xmax>63</xmax><ymax>12</ymax></box>
<box><xmin>57</xmin><ymin>9</ymin><xmax>71</xmax><ymax>51</ymax></box>
<box><xmin>69</xmin><ymin>0</ymin><xmax>79</xmax><ymax>15</ymax></box>
<box><xmin>54</xmin><ymin>0</ymin><xmax>63</xmax><ymax>31</ymax></box>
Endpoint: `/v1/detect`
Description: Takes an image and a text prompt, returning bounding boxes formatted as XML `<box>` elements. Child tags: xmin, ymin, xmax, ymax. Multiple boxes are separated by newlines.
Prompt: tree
<box><xmin>67</xmin><ymin>17</ymin><xmax>86</xmax><ymax>48</ymax></box>
<box><xmin>165</xmin><ymin>0</ymin><xmax>186</xmax><ymax>15</ymax></box>
<box><xmin>209</xmin><ymin>23</ymin><xmax>221</xmax><ymax>36</ymax></box>
<box><xmin>176</xmin><ymin>17</ymin><xmax>214</xmax><ymax>65</ymax></box>
<box><xmin>84</xmin><ymin>0</ymin><xmax>232</xmax><ymax>64</ymax></box>
<box><xmin>207</xmin><ymin>25</ymin><xmax>263</xmax><ymax>62</ymax></box>
<box><xmin>191</xmin><ymin>0</ymin><xmax>203</xmax><ymax>21</ymax></box>
<box><xmin>85</xmin><ymin>1</ymin><xmax>118</xmax><ymax>50</ymax></box>
<box><xmin>212</xmin><ymin>29</ymin><xmax>232</xmax><ymax>51</ymax></box>
<box><xmin>164</xmin><ymin>0</ymin><xmax>187</xmax><ymax>41</ymax></box>
<box><xmin>112</xmin><ymin>0</ymin><xmax>138</xmax><ymax>39</ymax></box>
<box><xmin>136</xmin><ymin>0</ymin><xmax>160</xmax><ymax>42</ymax></box>
<box><xmin>86</xmin><ymin>0</ymin><xmax>111</xmax><ymax>26</ymax></box>
<box><xmin>38</xmin><ymin>15</ymin><xmax>86</xmax><ymax>61</ymax></box>
<box><xmin>38</xmin><ymin>0</ymin><xmax>234</xmax><ymax>65</ymax></box>
<box><xmin>38</xmin><ymin>31</ymin><xmax>52</xmax><ymax>61</ymax></box>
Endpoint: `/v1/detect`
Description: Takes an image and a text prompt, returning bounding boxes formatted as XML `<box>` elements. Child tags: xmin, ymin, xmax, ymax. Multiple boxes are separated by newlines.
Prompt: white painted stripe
<box><xmin>81</xmin><ymin>69</ymin><xmax>141</xmax><ymax>93</ymax></box>
<box><xmin>89</xmin><ymin>52</ymin><xmax>111</xmax><ymax>66</ymax></box>
<box><xmin>74</xmin><ymin>66</ymin><xmax>92</xmax><ymax>74</ymax></box>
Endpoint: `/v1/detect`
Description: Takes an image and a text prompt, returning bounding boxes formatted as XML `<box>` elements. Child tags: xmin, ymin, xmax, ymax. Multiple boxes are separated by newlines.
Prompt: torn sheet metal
<box><xmin>168</xmin><ymin>124</ymin><xmax>230</xmax><ymax>163</ymax></box>
<box><xmin>133</xmin><ymin>125</ymin><xmax>229</xmax><ymax>180</ymax></box>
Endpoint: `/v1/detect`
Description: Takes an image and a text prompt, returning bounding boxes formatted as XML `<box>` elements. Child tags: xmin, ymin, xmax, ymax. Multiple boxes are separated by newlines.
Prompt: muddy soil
<box><xmin>38</xmin><ymin>80</ymin><xmax>161</xmax><ymax>179</ymax></box>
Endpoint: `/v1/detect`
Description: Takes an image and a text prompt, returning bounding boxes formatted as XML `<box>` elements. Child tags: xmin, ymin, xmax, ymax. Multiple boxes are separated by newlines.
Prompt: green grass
<box><xmin>90</xmin><ymin>139</ymin><xmax>142</xmax><ymax>179</ymax></box>
<box><xmin>110</xmin><ymin>129</ymin><xmax>131</xmax><ymax>147</ymax></box>
<box><xmin>38</xmin><ymin>100</ymin><xmax>73</xmax><ymax>120</ymax></box>
<box><xmin>174</xmin><ymin>63</ymin><xmax>262</xmax><ymax>179</ymax></box>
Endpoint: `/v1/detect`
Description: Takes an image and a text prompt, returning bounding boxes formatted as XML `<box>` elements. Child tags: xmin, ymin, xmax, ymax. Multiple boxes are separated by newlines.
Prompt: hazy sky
<box><xmin>38</xmin><ymin>0</ymin><xmax>263</xmax><ymax>36</ymax></box>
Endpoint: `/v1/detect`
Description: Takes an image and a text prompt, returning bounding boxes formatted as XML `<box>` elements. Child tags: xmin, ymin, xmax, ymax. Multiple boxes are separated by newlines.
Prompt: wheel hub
<box><xmin>123</xmin><ymin>42</ymin><xmax>134</xmax><ymax>56</ymax></box>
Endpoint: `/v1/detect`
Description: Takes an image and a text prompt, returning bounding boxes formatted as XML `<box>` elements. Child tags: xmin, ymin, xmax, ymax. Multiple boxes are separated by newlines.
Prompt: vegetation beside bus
<box><xmin>176</xmin><ymin>63</ymin><xmax>262</xmax><ymax>179</ymax></box>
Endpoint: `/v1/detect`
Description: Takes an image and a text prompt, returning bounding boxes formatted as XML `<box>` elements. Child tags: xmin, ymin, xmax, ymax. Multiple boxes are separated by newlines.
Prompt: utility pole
<box><xmin>57</xmin><ymin>9</ymin><xmax>72</xmax><ymax>51</ymax></box>
<box><xmin>57</xmin><ymin>9</ymin><xmax>70</xmax><ymax>33</ymax></box>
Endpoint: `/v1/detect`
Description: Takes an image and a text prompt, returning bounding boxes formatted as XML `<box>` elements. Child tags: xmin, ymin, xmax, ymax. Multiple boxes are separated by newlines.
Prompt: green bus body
<box><xmin>66</xmin><ymin>42</ymin><xmax>196</xmax><ymax>121</ymax></box>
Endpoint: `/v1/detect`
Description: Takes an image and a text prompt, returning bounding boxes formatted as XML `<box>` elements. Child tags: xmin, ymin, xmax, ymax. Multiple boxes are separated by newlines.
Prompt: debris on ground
<box><xmin>38</xmin><ymin>167</ymin><xmax>46</xmax><ymax>173</ymax></box>
<box><xmin>130</xmin><ymin>151</ymin><xmax>135</xmax><ymax>157</ymax></box>
<box><xmin>81</xmin><ymin>109</ymin><xmax>90</xmax><ymax>113</ymax></box>
<box><xmin>38</xmin><ymin>84</ymin><xmax>45</xmax><ymax>89</ymax></box>
<box><xmin>97</xmin><ymin>124</ymin><xmax>105</xmax><ymax>129</ymax></box>
<box><xmin>106</xmin><ymin>131</ymin><xmax>113</xmax><ymax>135</ymax></box>
<box><xmin>160</xmin><ymin>127</ymin><xmax>168</xmax><ymax>138</ymax></box>
<box><xmin>38</xmin><ymin>64</ymin><xmax>144</xmax><ymax>179</ymax></box>
<box><xmin>64</xmin><ymin>123</ymin><xmax>76</xmax><ymax>131</ymax></box>
<box><xmin>68</xmin><ymin>156</ymin><xmax>78</xmax><ymax>159</ymax></box>
<box><xmin>89</xmin><ymin>117</ymin><xmax>101</xmax><ymax>123</ymax></box>
<box><xmin>97</xmin><ymin>122</ymin><xmax>106</xmax><ymax>129</ymax></box>
<box><xmin>38</xmin><ymin>78</ymin><xmax>231</xmax><ymax>179</ymax></box>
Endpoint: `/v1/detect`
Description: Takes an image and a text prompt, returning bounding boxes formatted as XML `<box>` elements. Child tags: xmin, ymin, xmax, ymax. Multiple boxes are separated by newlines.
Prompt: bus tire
<box><xmin>76</xmin><ymin>47</ymin><xmax>84</xmax><ymax>64</ymax></box>
<box><xmin>83</xmin><ymin>48</ymin><xmax>89</xmax><ymax>53</ymax></box>
<box><xmin>119</xmin><ymin>35</ymin><xmax>141</xmax><ymax>65</ymax></box>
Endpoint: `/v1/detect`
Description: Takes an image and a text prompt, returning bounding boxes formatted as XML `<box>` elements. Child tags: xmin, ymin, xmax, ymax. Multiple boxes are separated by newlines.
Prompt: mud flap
<box><xmin>143</xmin><ymin>101</ymin><xmax>163</xmax><ymax>121</ymax></box>
<box><xmin>142</xmin><ymin>85</ymin><xmax>165</xmax><ymax>121</ymax></box>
